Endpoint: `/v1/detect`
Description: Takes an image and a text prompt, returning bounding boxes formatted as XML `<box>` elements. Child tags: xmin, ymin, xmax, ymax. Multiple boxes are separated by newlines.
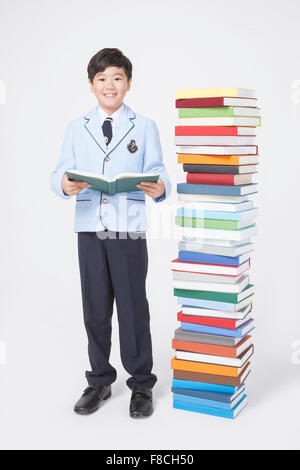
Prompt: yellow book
<box><xmin>171</xmin><ymin>357</ymin><xmax>241</xmax><ymax>377</ymax></box>
<box><xmin>176</xmin><ymin>88</ymin><xmax>255</xmax><ymax>100</ymax></box>
<box><xmin>177</xmin><ymin>154</ymin><xmax>259</xmax><ymax>166</ymax></box>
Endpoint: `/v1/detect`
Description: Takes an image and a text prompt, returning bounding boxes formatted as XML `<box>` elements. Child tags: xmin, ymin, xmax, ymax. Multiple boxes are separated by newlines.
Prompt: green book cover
<box><xmin>66</xmin><ymin>170</ymin><xmax>159</xmax><ymax>195</ymax></box>
<box><xmin>178</xmin><ymin>107</ymin><xmax>260</xmax><ymax>118</ymax></box>
<box><xmin>175</xmin><ymin>216</ymin><xmax>254</xmax><ymax>230</ymax></box>
<box><xmin>174</xmin><ymin>284</ymin><xmax>254</xmax><ymax>304</ymax></box>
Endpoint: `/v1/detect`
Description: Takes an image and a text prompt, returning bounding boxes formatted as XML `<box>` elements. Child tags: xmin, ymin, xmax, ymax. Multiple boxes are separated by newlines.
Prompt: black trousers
<box><xmin>77</xmin><ymin>231</ymin><xmax>157</xmax><ymax>390</ymax></box>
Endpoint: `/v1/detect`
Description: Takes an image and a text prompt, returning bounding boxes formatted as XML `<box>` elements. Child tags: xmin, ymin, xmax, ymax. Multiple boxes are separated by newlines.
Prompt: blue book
<box><xmin>177</xmin><ymin>207</ymin><xmax>257</xmax><ymax>221</ymax></box>
<box><xmin>177</xmin><ymin>296</ymin><xmax>253</xmax><ymax>313</ymax></box>
<box><xmin>172</xmin><ymin>379</ymin><xmax>238</xmax><ymax>394</ymax></box>
<box><xmin>178</xmin><ymin>297</ymin><xmax>232</xmax><ymax>311</ymax></box>
<box><xmin>173</xmin><ymin>392</ymin><xmax>246</xmax><ymax>410</ymax></box>
<box><xmin>178</xmin><ymin>250</ymin><xmax>248</xmax><ymax>266</ymax></box>
<box><xmin>173</xmin><ymin>394</ymin><xmax>248</xmax><ymax>419</ymax></box>
<box><xmin>177</xmin><ymin>183</ymin><xmax>257</xmax><ymax>197</ymax></box>
<box><xmin>181</xmin><ymin>319</ymin><xmax>255</xmax><ymax>338</ymax></box>
<box><xmin>172</xmin><ymin>386</ymin><xmax>245</xmax><ymax>403</ymax></box>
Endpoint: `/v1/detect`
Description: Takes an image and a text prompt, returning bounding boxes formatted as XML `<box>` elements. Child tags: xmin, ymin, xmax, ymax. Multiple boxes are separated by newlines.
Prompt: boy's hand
<box><xmin>136</xmin><ymin>178</ymin><xmax>165</xmax><ymax>199</ymax></box>
<box><xmin>62</xmin><ymin>173</ymin><xmax>91</xmax><ymax>196</ymax></box>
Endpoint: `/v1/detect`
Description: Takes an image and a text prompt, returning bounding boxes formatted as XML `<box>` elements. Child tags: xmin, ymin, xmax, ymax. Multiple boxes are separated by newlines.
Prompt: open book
<box><xmin>66</xmin><ymin>170</ymin><xmax>160</xmax><ymax>195</ymax></box>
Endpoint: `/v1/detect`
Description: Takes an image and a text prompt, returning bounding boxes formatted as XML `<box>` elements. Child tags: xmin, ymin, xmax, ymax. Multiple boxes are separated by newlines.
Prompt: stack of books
<box><xmin>171</xmin><ymin>88</ymin><xmax>260</xmax><ymax>419</ymax></box>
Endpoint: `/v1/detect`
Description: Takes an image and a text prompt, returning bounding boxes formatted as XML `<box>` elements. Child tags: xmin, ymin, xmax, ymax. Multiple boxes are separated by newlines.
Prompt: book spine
<box><xmin>175</xmin><ymin>126</ymin><xmax>239</xmax><ymax>136</ymax></box>
<box><xmin>108</xmin><ymin>181</ymin><xmax>117</xmax><ymax>195</ymax></box>
<box><xmin>178</xmin><ymin>251</ymin><xmax>241</xmax><ymax>266</ymax></box>
<box><xmin>177</xmin><ymin>311</ymin><xmax>236</xmax><ymax>329</ymax></box>
<box><xmin>176</xmin><ymin>98</ymin><xmax>225</xmax><ymax>108</ymax></box>
<box><xmin>177</xmin><ymin>183</ymin><xmax>242</xmax><ymax>196</ymax></box>
<box><xmin>178</xmin><ymin>107</ymin><xmax>234</xmax><ymax>118</ymax></box>
<box><xmin>183</xmin><ymin>164</ymin><xmax>241</xmax><ymax>174</ymax></box>
<box><xmin>175</xmin><ymin>216</ymin><xmax>239</xmax><ymax>230</ymax></box>
<box><xmin>174</xmin><ymin>287</ymin><xmax>240</xmax><ymax>303</ymax></box>
<box><xmin>186</xmin><ymin>173</ymin><xmax>235</xmax><ymax>185</ymax></box>
<box><xmin>171</xmin><ymin>339</ymin><xmax>238</xmax><ymax>358</ymax></box>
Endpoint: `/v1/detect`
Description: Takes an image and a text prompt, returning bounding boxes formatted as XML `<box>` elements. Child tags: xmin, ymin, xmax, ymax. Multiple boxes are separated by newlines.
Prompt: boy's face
<box><xmin>89</xmin><ymin>66</ymin><xmax>131</xmax><ymax>114</ymax></box>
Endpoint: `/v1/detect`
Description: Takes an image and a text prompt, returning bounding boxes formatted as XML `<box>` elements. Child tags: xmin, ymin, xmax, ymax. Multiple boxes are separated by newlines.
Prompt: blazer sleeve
<box><xmin>142</xmin><ymin>119</ymin><xmax>172</xmax><ymax>203</ymax></box>
<box><xmin>50</xmin><ymin>122</ymin><xmax>75</xmax><ymax>200</ymax></box>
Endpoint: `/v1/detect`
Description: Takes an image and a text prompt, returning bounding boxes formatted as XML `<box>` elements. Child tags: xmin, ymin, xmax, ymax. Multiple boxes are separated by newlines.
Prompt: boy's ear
<box><xmin>127</xmin><ymin>78</ymin><xmax>132</xmax><ymax>91</ymax></box>
<box><xmin>89</xmin><ymin>79</ymin><xmax>95</xmax><ymax>94</ymax></box>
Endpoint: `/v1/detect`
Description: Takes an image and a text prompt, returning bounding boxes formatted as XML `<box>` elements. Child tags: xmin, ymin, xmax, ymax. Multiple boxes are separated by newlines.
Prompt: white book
<box><xmin>173</xmin><ymin>271</ymin><xmax>247</xmax><ymax>284</ymax></box>
<box><xmin>175</xmin><ymin>136</ymin><xmax>256</xmax><ymax>146</ymax></box>
<box><xmin>177</xmin><ymin>218</ymin><xmax>256</xmax><ymax>230</ymax></box>
<box><xmin>178</xmin><ymin>207</ymin><xmax>258</xmax><ymax>222</ymax></box>
<box><xmin>173</xmin><ymin>275</ymin><xmax>249</xmax><ymax>294</ymax></box>
<box><xmin>223</xmin><ymin>107</ymin><xmax>261</xmax><ymax>116</ymax></box>
<box><xmin>178</xmin><ymin>193</ymin><xmax>249</xmax><ymax>203</ymax></box>
<box><xmin>178</xmin><ymin>117</ymin><xmax>261</xmax><ymax>127</ymax></box>
<box><xmin>178</xmin><ymin>241</ymin><xmax>254</xmax><ymax>257</ymax></box>
<box><xmin>176</xmin><ymin>145</ymin><xmax>257</xmax><ymax>155</ymax></box>
<box><xmin>178</xmin><ymin>200</ymin><xmax>254</xmax><ymax>212</ymax></box>
<box><xmin>176</xmin><ymin>88</ymin><xmax>256</xmax><ymax>99</ymax></box>
<box><xmin>181</xmin><ymin>304</ymin><xmax>252</xmax><ymax>320</ymax></box>
<box><xmin>176</xmin><ymin>345</ymin><xmax>254</xmax><ymax>368</ymax></box>
<box><xmin>213</xmin><ymin>97</ymin><xmax>258</xmax><ymax>107</ymax></box>
<box><xmin>171</xmin><ymin>259</ymin><xmax>250</xmax><ymax>276</ymax></box>
<box><xmin>181</xmin><ymin>237</ymin><xmax>251</xmax><ymax>247</ymax></box>
<box><xmin>233</xmin><ymin>164</ymin><xmax>258</xmax><ymax>174</ymax></box>
<box><xmin>180</xmin><ymin>225</ymin><xmax>257</xmax><ymax>241</ymax></box>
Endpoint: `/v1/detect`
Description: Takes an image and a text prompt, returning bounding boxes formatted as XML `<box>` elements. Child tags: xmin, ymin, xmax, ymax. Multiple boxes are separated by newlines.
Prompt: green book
<box><xmin>178</xmin><ymin>107</ymin><xmax>260</xmax><ymax>118</ymax></box>
<box><xmin>174</xmin><ymin>284</ymin><xmax>254</xmax><ymax>304</ymax></box>
<box><xmin>66</xmin><ymin>170</ymin><xmax>159</xmax><ymax>195</ymax></box>
<box><xmin>175</xmin><ymin>216</ymin><xmax>254</xmax><ymax>231</ymax></box>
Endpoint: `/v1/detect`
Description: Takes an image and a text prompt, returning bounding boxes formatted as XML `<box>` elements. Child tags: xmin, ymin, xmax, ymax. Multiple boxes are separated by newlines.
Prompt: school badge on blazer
<box><xmin>127</xmin><ymin>139</ymin><xmax>138</xmax><ymax>153</ymax></box>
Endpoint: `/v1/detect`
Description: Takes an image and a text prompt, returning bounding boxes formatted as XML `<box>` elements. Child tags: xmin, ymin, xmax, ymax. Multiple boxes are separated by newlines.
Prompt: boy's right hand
<box><xmin>62</xmin><ymin>174</ymin><xmax>91</xmax><ymax>196</ymax></box>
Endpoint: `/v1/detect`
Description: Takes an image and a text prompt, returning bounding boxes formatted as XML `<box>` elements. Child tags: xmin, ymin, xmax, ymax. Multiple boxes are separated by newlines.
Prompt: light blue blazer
<box><xmin>50</xmin><ymin>104</ymin><xmax>171</xmax><ymax>232</ymax></box>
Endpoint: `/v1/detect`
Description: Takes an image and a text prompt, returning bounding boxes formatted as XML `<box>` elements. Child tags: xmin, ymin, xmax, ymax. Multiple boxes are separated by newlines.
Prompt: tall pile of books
<box><xmin>171</xmin><ymin>88</ymin><xmax>260</xmax><ymax>419</ymax></box>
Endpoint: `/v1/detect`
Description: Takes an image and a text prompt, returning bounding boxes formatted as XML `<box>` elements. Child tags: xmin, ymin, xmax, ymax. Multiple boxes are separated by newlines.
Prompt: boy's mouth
<box><xmin>104</xmin><ymin>93</ymin><xmax>117</xmax><ymax>97</ymax></box>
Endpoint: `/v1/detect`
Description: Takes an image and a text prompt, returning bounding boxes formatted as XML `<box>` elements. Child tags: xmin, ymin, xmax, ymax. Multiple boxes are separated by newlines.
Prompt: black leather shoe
<box><xmin>129</xmin><ymin>386</ymin><xmax>153</xmax><ymax>418</ymax></box>
<box><xmin>74</xmin><ymin>385</ymin><xmax>111</xmax><ymax>415</ymax></box>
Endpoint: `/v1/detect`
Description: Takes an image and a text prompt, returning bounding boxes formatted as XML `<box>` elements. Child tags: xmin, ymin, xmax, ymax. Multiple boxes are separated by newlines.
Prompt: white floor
<box><xmin>0</xmin><ymin>314</ymin><xmax>299</xmax><ymax>450</ymax></box>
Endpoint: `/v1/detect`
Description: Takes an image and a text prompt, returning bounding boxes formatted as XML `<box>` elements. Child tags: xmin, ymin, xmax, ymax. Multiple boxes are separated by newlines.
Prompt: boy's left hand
<box><xmin>136</xmin><ymin>178</ymin><xmax>165</xmax><ymax>199</ymax></box>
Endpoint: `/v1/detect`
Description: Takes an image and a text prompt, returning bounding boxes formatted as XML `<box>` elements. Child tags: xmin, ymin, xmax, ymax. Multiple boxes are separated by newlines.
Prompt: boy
<box><xmin>50</xmin><ymin>48</ymin><xmax>171</xmax><ymax>418</ymax></box>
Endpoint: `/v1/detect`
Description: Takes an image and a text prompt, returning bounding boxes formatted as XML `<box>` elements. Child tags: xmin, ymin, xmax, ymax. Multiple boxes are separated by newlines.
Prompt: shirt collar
<box><xmin>97</xmin><ymin>103</ymin><xmax>125</xmax><ymax>126</ymax></box>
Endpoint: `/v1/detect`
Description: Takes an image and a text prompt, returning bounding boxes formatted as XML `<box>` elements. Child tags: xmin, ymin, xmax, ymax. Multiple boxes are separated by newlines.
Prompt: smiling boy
<box><xmin>50</xmin><ymin>48</ymin><xmax>171</xmax><ymax>418</ymax></box>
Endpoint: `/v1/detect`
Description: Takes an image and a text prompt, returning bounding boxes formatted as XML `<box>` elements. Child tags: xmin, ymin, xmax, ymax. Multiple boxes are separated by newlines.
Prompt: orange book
<box><xmin>172</xmin><ymin>335</ymin><xmax>252</xmax><ymax>359</ymax></box>
<box><xmin>177</xmin><ymin>154</ymin><xmax>259</xmax><ymax>165</ymax></box>
<box><xmin>171</xmin><ymin>356</ymin><xmax>243</xmax><ymax>377</ymax></box>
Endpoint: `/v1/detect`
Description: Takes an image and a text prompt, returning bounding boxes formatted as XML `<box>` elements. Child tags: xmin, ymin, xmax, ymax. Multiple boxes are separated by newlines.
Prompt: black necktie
<box><xmin>102</xmin><ymin>117</ymin><xmax>113</xmax><ymax>146</ymax></box>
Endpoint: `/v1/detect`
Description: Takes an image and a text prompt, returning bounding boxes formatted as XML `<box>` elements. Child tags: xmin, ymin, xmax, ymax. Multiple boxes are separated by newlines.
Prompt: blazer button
<box><xmin>102</xmin><ymin>198</ymin><xmax>108</xmax><ymax>204</ymax></box>
<box><xmin>105</xmin><ymin>156</ymin><xmax>110</xmax><ymax>161</ymax></box>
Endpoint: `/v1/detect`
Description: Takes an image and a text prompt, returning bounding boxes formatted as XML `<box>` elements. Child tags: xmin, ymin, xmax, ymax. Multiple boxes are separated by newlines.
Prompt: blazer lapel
<box><xmin>84</xmin><ymin>107</ymin><xmax>107</xmax><ymax>154</ymax></box>
<box><xmin>84</xmin><ymin>104</ymin><xmax>136</xmax><ymax>156</ymax></box>
<box><xmin>106</xmin><ymin>105</ymin><xmax>136</xmax><ymax>156</ymax></box>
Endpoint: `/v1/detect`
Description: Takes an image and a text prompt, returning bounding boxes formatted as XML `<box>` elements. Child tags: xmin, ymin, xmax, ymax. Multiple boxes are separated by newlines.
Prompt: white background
<box><xmin>0</xmin><ymin>0</ymin><xmax>300</xmax><ymax>450</ymax></box>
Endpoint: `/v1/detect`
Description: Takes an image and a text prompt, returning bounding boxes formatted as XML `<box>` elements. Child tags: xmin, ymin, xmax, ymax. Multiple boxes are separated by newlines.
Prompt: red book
<box><xmin>175</xmin><ymin>97</ymin><xmax>258</xmax><ymax>108</ymax></box>
<box><xmin>177</xmin><ymin>311</ymin><xmax>252</xmax><ymax>330</ymax></box>
<box><xmin>175</xmin><ymin>126</ymin><xmax>256</xmax><ymax>136</ymax></box>
<box><xmin>186</xmin><ymin>173</ymin><xmax>253</xmax><ymax>186</ymax></box>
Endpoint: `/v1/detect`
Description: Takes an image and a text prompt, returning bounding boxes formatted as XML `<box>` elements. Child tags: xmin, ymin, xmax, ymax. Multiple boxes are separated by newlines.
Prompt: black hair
<box><xmin>87</xmin><ymin>48</ymin><xmax>132</xmax><ymax>82</ymax></box>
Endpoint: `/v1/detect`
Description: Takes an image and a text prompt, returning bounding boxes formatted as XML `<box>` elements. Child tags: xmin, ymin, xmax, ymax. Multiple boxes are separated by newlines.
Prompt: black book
<box><xmin>183</xmin><ymin>164</ymin><xmax>258</xmax><ymax>175</ymax></box>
